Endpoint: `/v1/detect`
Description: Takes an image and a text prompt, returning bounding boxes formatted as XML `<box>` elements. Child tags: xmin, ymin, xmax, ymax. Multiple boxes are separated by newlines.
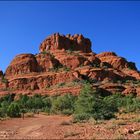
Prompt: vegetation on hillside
<box><xmin>0</xmin><ymin>82</ymin><xmax>140</xmax><ymax>122</ymax></box>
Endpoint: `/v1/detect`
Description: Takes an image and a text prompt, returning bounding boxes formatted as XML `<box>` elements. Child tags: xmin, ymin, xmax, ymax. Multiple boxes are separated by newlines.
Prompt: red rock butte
<box><xmin>39</xmin><ymin>33</ymin><xmax>92</xmax><ymax>53</ymax></box>
<box><xmin>0</xmin><ymin>33</ymin><xmax>140</xmax><ymax>98</ymax></box>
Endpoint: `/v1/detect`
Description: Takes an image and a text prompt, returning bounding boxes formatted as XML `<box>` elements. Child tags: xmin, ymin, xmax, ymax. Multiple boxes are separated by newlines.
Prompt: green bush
<box><xmin>51</xmin><ymin>94</ymin><xmax>76</xmax><ymax>115</ymax></box>
<box><xmin>121</xmin><ymin>95</ymin><xmax>140</xmax><ymax>113</ymax></box>
<box><xmin>26</xmin><ymin>95</ymin><xmax>44</xmax><ymax>110</ymax></box>
<box><xmin>1</xmin><ymin>77</ymin><xmax>8</xmax><ymax>84</ymax></box>
<box><xmin>73</xmin><ymin>113</ymin><xmax>91</xmax><ymax>122</ymax></box>
<box><xmin>61</xmin><ymin>109</ymin><xmax>74</xmax><ymax>115</ymax></box>
<box><xmin>63</xmin><ymin>66</ymin><xmax>71</xmax><ymax>72</ymax></box>
<box><xmin>104</xmin><ymin>94</ymin><xmax>140</xmax><ymax>113</ymax></box>
<box><xmin>0</xmin><ymin>101</ymin><xmax>10</xmax><ymax>117</ymax></box>
<box><xmin>0</xmin><ymin>94</ymin><xmax>14</xmax><ymax>104</ymax></box>
<box><xmin>7</xmin><ymin>103</ymin><xmax>21</xmax><ymax>117</ymax></box>
<box><xmin>42</xmin><ymin>97</ymin><xmax>52</xmax><ymax>113</ymax></box>
<box><xmin>0</xmin><ymin>88</ymin><xmax>139</xmax><ymax>120</ymax></box>
<box><xmin>0</xmin><ymin>107</ymin><xmax>6</xmax><ymax>117</ymax></box>
<box><xmin>103</xmin><ymin>94</ymin><xmax>123</xmax><ymax>109</ymax></box>
<box><xmin>18</xmin><ymin>94</ymin><xmax>29</xmax><ymax>108</ymax></box>
<box><xmin>57</xmin><ymin>82</ymin><xmax>66</xmax><ymax>87</ymax></box>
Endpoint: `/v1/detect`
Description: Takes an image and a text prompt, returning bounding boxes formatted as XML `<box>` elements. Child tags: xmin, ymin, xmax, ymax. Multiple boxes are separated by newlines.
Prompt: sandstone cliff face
<box><xmin>8</xmin><ymin>72</ymin><xmax>77</xmax><ymax>91</ymax></box>
<box><xmin>0</xmin><ymin>33</ymin><xmax>140</xmax><ymax>97</ymax></box>
<box><xmin>36</xmin><ymin>53</ymin><xmax>60</xmax><ymax>72</ymax></box>
<box><xmin>54</xmin><ymin>52</ymin><xmax>87</xmax><ymax>69</ymax></box>
<box><xmin>96</xmin><ymin>52</ymin><xmax>137</xmax><ymax>70</ymax></box>
<box><xmin>5</xmin><ymin>54</ymin><xmax>39</xmax><ymax>76</ymax></box>
<box><xmin>39</xmin><ymin>33</ymin><xmax>92</xmax><ymax>53</ymax></box>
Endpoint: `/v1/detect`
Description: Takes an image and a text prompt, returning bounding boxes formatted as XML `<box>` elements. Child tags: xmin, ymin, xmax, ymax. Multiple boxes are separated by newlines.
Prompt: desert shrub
<box><xmin>121</xmin><ymin>95</ymin><xmax>140</xmax><ymax>113</ymax></box>
<box><xmin>63</xmin><ymin>66</ymin><xmax>71</xmax><ymax>72</ymax></box>
<box><xmin>0</xmin><ymin>108</ymin><xmax>5</xmax><ymax>117</ymax></box>
<box><xmin>104</xmin><ymin>93</ymin><xmax>140</xmax><ymax>113</ymax></box>
<box><xmin>73</xmin><ymin>113</ymin><xmax>91</xmax><ymax>122</ymax></box>
<box><xmin>41</xmin><ymin>50</ymin><xmax>47</xmax><ymax>54</ymax></box>
<box><xmin>0</xmin><ymin>100</ymin><xmax>9</xmax><ymax>118</ymax></box>
<box><xmin>20</xmin><ymin>108</ymin><xmax>28</xmax><ymax>114</ymax></box>
<box><xmin>42</xmin><ymin>97</ymin><xmax>52</xmax><ymax>113</ymax></box>
<box><xmin>0</xmin><ymin>94</ymin><xmax>14</xmax><ymax>103</ymax></box>
<box><xmin>7</xmin><ymin>102</ymin><xmax>21</xmax><ymax>117</ymax></box>
<box><xmin>104</xmin><ymin>94</ymin><xmax>123</xmax><ymax>108</ymax></box>
<box><xmin>24</xmin><ymin>112</ymin><xmax>34</xmax><ymax>118</ymax></box>
<box><xmin>51</xmin><ymin>94</ymin><xmax>76</xmax><ymax>115</ymax></box>
<box><xmin>0</xmin><ymin>100</ymin><xmax>10</xmax><ymax>117</ymax></box>
<box><xmin>25</xmin><ymin>98</ymin><xmax>34</xmax><ymax>110</ymax></box>
<box><xmin>0</xmin><ymin>86</ymin><xmax>139</xmax><ymax>119</ymax></box>
<box><xmin>92</xmin><ymin>99</ymin><xmax>117</xmax><ymax>120</ymax></box>
<box><xmin>33</xmin><ymin>98</ymin><xmax>44</xmax><ymax>109</ymax></box>
<box><xmin>61</xmin><ymin>109</ymin><xmax>74</xmax><ymax>115</ymax></box>
<box><xmin>18</xmin><ymin>94</ymin><xmax>29</xmax><ymax>108</ymax></box>
<box><xmin>26</xmin><ymin>95</ymin><xmax>44</xmax><ymax>110</ymax></box>
<box><xmin>57</xmin><ymin>82</ymin><xmax>66</xmax><ymax>87</ymax></box>
<box><xmin>1</xmin><ymin>77</ymin><xmax>8</xmax><ymax>84</ymax></box>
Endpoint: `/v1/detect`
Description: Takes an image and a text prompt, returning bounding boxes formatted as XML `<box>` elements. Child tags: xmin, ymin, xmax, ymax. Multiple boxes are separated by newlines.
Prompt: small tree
<box><xmin>74</xmin><ymin>83</ymin><xmax>97</xmax><ymax>115</ymax></box>
<box><xmin>74</xmin><ymin>83</ymin><xmax>118</xmax><ymax>121</ymax></box>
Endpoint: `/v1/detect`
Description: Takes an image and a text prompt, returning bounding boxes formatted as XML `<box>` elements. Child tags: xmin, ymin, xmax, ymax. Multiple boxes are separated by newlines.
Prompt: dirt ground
<box><xmin>0</xmin><ymin>113</ymin><xmax>140</xmax><ymax>139</ymax></box>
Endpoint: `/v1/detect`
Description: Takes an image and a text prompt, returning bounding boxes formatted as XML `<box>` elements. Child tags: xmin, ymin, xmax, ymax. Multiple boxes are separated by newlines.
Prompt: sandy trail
<box><xmin>0</xmin><ymin>114</ymin><xmax>140</xmax><ymax>139</ymax></box>
<box><xmin>0</xmin><ymin>114</ymin><xmax>71</xmax><ymax>139</ymax></box>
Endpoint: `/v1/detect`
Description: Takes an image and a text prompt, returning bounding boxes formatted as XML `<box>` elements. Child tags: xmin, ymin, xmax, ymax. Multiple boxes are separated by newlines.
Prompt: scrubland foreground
<box><xmin>0</xmin><ymin>83</ymin><xmax>140</xmax><ymax>139</ymax></box>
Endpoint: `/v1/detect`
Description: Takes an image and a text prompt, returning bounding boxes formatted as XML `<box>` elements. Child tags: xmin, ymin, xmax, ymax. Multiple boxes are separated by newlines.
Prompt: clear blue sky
<box><xmin>0</xmin><ymin>1</ymin><xmax>140</xmax><ymax>72</ymax></box>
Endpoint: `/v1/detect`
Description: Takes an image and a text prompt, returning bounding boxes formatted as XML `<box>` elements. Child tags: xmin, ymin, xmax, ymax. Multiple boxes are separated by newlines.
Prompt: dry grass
<box><xmin>88</xmin><ymin>117</ymin><xmax>104</xmax><ymax>125</ymax></box>
<box><xmin>117</xmin><ymin>112</ymin><xmax>139</xmax><ymax>120</ymax></box>
<box><xmin>115</xmin><ymin>120</ymin><xmax>127</xmax><ymax>126</ymax></box>
<box><xmin>0</xmin><ymin>117</ymin><xmax>10</xmax><ymax>121</ymax></box>
<box><xmin>132</xmin><ymin>118</ymin><xmax>140</xmax><ymax>123</ymax></box>
<box><xmin>24</xmin><ymin>112</ymin><xmax>34</xmax><ymax>118</ymax></box>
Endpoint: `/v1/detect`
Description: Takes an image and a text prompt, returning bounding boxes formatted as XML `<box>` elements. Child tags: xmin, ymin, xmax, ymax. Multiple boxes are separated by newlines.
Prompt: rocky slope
<box><xmin>0</xmin><ymin>33</ymin><xmax>140</xmax><ymax>97</ymax></box>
